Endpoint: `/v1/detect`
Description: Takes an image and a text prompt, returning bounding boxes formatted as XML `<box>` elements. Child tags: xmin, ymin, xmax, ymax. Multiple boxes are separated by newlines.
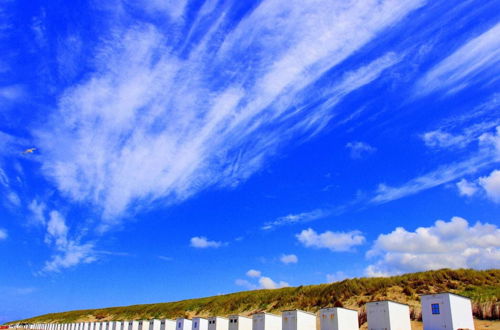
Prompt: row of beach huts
<box><xmin>10</xmin><ymin>293</ymin><xmax>476</xmax><ymax>330</ymax></box>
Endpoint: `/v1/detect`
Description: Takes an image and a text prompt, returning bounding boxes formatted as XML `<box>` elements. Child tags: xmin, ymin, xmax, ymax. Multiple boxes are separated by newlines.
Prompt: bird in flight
<box><xmin>22</xmin><ymin>148</ymin><xmax>37</xmax><ymax>154</ymax></box>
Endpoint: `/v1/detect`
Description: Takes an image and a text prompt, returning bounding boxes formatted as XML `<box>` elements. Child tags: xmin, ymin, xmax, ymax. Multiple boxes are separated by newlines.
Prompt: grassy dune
<box><xmin>10</xmin><ymin>269</ymin><xmax>500</xmax><ymax>324</ymax></box>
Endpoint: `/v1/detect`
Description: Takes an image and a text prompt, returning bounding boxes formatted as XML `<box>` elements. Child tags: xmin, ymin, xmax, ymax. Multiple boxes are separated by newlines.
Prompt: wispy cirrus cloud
<box><xmin>416</xmin><ymin>22</ymin><xmax>500</xmax><ymax>96</ymax></box>
<box><xmin>266</xmin><ymin>121</ymin><xmax>500</xmax><ymax>231</ymax></box>
<box><xmin>26</xmin><ymin>204</ymin><xmax>97</xmax><ymax>273</ymax></box>
<box><xmin>35</xmin><ymin>0</ymin><xmax>423</xmax><ymax>229</ymax></box>
<box><xmin>41</xmin><ymin>210</ymin><xmax>96</xmax><ymax>273</ymax></box>
<box><xmin>346</xmin><ymin>141</ymin><xmax>376</xmax><ymax>159</ymax></box>
<box><xmin>262</xmin><ymin>209</ymin><xmax>327</xmax><ymax>230</ymax></box>
<box><xmin>372</xmin><ymin>125</ymin><xmax>500</xmax><ymax>204</ymax></box>
<box><xmin>0</xmin><ymin>228</ymin><xmax>7</xmax><ymax>240</ymax></box>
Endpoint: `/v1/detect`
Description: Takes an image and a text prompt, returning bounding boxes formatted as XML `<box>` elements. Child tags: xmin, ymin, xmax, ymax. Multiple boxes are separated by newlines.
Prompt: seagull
<box><xmin>22</xmin><ymin>148</ymin><xmax>37</xmax><ymax>154</ymax></box>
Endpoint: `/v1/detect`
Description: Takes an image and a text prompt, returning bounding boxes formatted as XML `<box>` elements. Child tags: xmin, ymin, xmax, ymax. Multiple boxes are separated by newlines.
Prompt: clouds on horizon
<box><xmin>236</xmin><ymin>269</ymin><xmax>289</xmax><ymax>290</ymax></box>
<box><xmin>366</xmin><ymin>216</ymin><xmax>500</xmax><ymax>276</ymax></box>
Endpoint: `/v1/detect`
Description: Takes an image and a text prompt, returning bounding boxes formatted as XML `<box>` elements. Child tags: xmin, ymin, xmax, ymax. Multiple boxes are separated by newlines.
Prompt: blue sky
<box><xmin>1</xmin><ymin>0</ymin><xmax>500</xmax><ymax>323</ymax></box>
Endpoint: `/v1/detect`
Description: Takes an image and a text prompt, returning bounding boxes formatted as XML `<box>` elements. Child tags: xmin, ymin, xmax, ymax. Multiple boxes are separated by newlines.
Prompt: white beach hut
<box><xmin>421</xmin><ymin>292</ymin><xmax>475</xmax><ymax>330</ymax></box>
<box><xmin>208</xmin><ymin>317</ymin><xmax>228</xmax><ymax>330</ymax></box>
<box><xmin>319</xmin><ymin>307</ymin><xmax>359</xmax><ymax>330</ymax></box>
<box><xmin>366</xmin><ymin>301</ymin><xmax>411</xmax><ymax>330</ymax></box>
<box><xmin>159</xmin><ymin>319</ymin><xmax>176</xmax><ymax>330</ymax></box>
<box><xmin>192</xmin><ymin>318</ymin><xmax>208</xmax><ymax>330</ymax></box>
<box><xmin>148</xmin><ymin>320</ymin><xmax>161</xmax><ymax>330</ymax></box>
<box><xmin>252</xmin><ymin>312</ymin><xmax>282</xmax><ymax>330</ymax></box>
<box><xmin>281</xmin><ymin>310</ymin><xmax>316</xmax><ymax>330</ymax></box>
<box><xmin>228</xmin><ymin>316</ymin><xmax>251</xmax><ymax>330</ymax></box>
<box><xmin>176</xmin><ymin>318</ymin><xmax>193</xmax><ymax>330</ymax></box>
<box><xmin>139</xmin><ymin>321</ymin><xmax>149</xmax><ymax>330</ymax></box>
<box><xmin>128</xmin><ymin>321</ymin><xmax>139</xmax><ymax>330</ymax></box>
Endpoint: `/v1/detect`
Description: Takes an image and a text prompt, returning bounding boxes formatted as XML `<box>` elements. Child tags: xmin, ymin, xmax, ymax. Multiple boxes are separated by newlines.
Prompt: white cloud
<box><xmin>262</xmin><ymin>209</ymin><xmax>327</xmax><ymax>230</ymax></box>
<box><xmin>0</xmin><ymin>228</ymin><xmax>7</xmax><ymax>240</ymax></box>
<box><xmin>45</xmin><ymin>210</ymin><xmax>68</xmax><ymax>246</ymax></box>
<box><xmin>269</xmin><ymin>126</ymin><xmax>500</xmax><ymax>232</ymax></box>
<box><xmin>371</xmin><ymin>153</ymin><xmax>494</xmax><ymax>204</ymax></box>
<box><xmin>246</xmin><ymin>269</ymin><xmax>261</xmax><ymax>278</ymax></box>
<box><xmin>416</xmin><ymin>22</ymin><xmax>500</xmax><ymax>95</ymax></box>
<box><xmin>0</xmin><ymin>85</ymin><xmax>23</xmax><ymax>102</ymax></box>
<box><xmin>480</xmin><ymin>127</ymin><xmax>500</xmax><ymax>158</ymax></box>
<box><xmin>280</xmin><ymin>254</ymin><xmax>298</xmax><ymax>264</ymax></box>
<box><xmin>296</xmin><ymin>228</ymin><xmax>365</xmax><ymax>252</ymax></box>
<box><xmin>422</xmin><ymin>130</ymin><xmax>467</xmax><ymax>149</ymax></box>
<box><xmin>35</xmin><ymin>0</ymin><xmax>423</xmax><ymax>227</ymax></box>
<box><xmin>190</xmin><ymin>236</ymin><xmax>224</xmax><ymax>248</ymax></box>
<box><xmin>456</xmin><ymin>179</ymin><xmax>478</xmax><ymax>197</ymax></box>
<box><xmin>0</xmin><ymin>287</ymin><xmax>37</xmax><ymax>296</ymax></box>
<box><xmin>366</xmin><ymin>216</ymin><xmax>500</xmax><ymax>276</ymax></box>
<box><xmin>235</xmin><ymin>279</ymin><xmax>257</xmax><ymax>290</ymax></box>
<box><xmin>326</xmin><ymin>271</ymin><xmax>348</xmax><ymax>283</ymax></box>
<box><xmin>259</xmin><ymin>276</ymin><xmax>290</xmax><ymax>290</ymax></box>
<box><xmin>137</xmin><ymin>0</ymin><xmax>187</xmax><ymax>20</ymax></box>
<box><xmin>237</xmin><ymin>270</ymin><xmax>289</xmax><ymax>290</ymax></box>
<box><xmin>39</xmin><ymin>210</ymin><xmax>96</xmax><ymax>273</ymax></box>
<box><xmin>158</xmin><ymin>255</ymin><xmax>173</xmax><ymax>261</ymax></box>
<box><xmin>382</xmin><ymin>125</ymin><xmax>500</xmax><ymax>204</ymax></box>
<box><xmin>479</xmin><ymin>169</ymin><xmax>500</xmax><ymax>203</ymax></box>
<box><xmin>42</xmin><ymin>241</ymin><xmax>96</xmax><ymax>273</ymax></box>
<box><xmin>345</xmin><ymin>141</ymin><xmax>376</xmax><ymax>159</ymax></box>
<box><xmin>28</xmin><ymin>199</ymin><xmax>46</xmax><ymax>225</ymax></box>
<box><xmin>0</xmin><ymin>168</ymin><xmax>8</xmax><ymax>187</ymax></box>
<box><xmin>6</xmin><ymin>191</ymin><xmax>20</xmax><ymax>207</ymax></box>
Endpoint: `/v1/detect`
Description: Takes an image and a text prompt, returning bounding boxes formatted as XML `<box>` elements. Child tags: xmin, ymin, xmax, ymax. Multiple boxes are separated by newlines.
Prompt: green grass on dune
<box><xmin>9</xmin><ymin>268</ymin><xmax>500</xmax><ymax>324</ymax></box>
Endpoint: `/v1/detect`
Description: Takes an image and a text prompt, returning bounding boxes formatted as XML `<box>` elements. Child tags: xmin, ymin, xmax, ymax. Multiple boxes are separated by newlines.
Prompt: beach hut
<box><xmin>421</xmin><ymin>292</ymin><xmax>475</xmax><ymax>330</ymax></box>
<box><xmin>228</xmin><ymin>316</ymin><xmax>251</xmax><ymax>330</ymax></box>
<box><xmin>128</xmin><ymin>321</ymin><xmax>139</xmax><ymax>330</ymax></box>
<box><xmin>147</xmin><ymin>320</ymin><xmax>161</xmax><ymax>330</ymax></box>
<box><xmin>208</xmin><ymin>317</ymin><xmax>228</xmax><ymax>330</ymax></box>
<box><xmin>319</xmin><ymin>307</ymin><xmax>359</xmax><ymax>330</ymax></box>
<box><xmin>159</xmin><ymin>320</ymin><xmax>176</xmax><ymax>330</ymax></box>
<box><xmin>282</xmin><ymin>310</ymin><xmax>316</xmax><ymax>330</ymax></box>
<box><xmin>252</xmin><ymin>312</ymin><xmax>282</xmax><ymax>330</ymax></box>
<box><xmin>192</xmin><ymin>318</ymin><xmax>208</xmax><ymax>330</ymax></box>
<box><xmin>139</xmin><ymin>321</ymin><xmax>149</xmax><ymax>330</ymax></box>
<box><xmin>366</xmin><ymin>301</ymin><xmax>411</xmax><ymax>330</ymax></box>
<box><xmin>176</xmin><ymin>318</ymin><xmax>193</xmax><ymax>330</ymax></box>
